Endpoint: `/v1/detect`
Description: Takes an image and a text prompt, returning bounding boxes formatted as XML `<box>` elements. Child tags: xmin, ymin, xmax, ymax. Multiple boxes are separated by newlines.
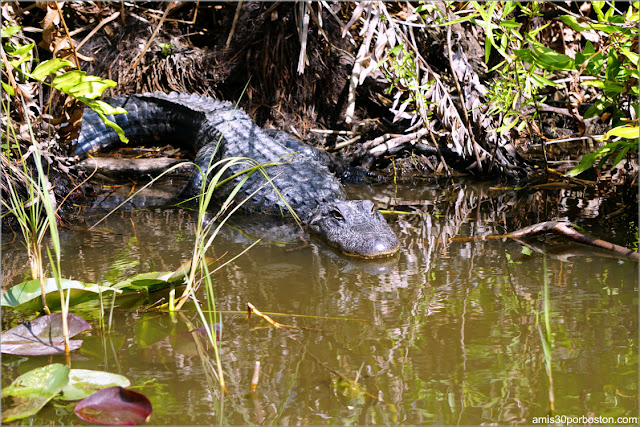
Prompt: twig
<box><xmin>331</xmin><ymin>135</ymin><xmax>361</xmax><ymax>151</ymax></box>
<box><xmin>226</xmin><ymin>1</ymin><xmax>243</xmax><ymax>49</ymax></box>
<box><xmin>310</xmin><ymin>128</ymin><xmax>358</xmax><ymax>135</ymax></box>
<box><xmin>131</xmin><ymin>2</ymin><xmax>175</xmax><ymax>69</ymax></box>
<box><xmin>368</xmin><ymin>128</ymin><xmax>429</xmax><ymax>156</ymax></box>
<box><xmin>77</xmin><ymin>11</ymin><xmax>121</xmax><ymax>50</ymax></box>
<box><xmin>54</xmin><ymin>2</ymin><xmax>82</xmax><ymax>69</ymax></box>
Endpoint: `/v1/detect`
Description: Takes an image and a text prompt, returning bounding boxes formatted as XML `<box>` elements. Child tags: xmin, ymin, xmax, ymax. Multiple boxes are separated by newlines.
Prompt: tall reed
<box><xmin>2</xmin><ymin>96</ymin><xmax>71</xmax><ymax>352</ymax></box>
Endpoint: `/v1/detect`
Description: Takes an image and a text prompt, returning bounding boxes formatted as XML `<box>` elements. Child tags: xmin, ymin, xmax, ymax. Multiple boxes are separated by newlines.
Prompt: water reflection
<box><xmin>1</xmin><ymin>180</ymin><xmax>637</xmax><ymax>425</ymax></box>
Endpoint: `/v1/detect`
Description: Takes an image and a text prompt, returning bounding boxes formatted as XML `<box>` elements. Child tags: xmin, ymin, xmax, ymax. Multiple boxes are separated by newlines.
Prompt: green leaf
<box><xmin>1</xmin><ymin>278</ymin><xmax>120</xmax><ymax>311</ymax></box>
<box><xmin>606</xmin><ymin>51</ymin><xmax>620</xmax><ymax>81</ymax></box>
<box><xmin>1</xmin><ymin>364</ymin><xmax>70</xmax><ymax>423</ymax></box>
<box><xmin>530</xmin><ymin>73</ymin><xmax>559</xmax><ymax>87</ymax></box>
<box><xmin>1</xmin><ymin>25</ymin><xmax>22</xmax><ymax>38</ymax></box>
<box><xmin>620</xmin><ymin>47</ymin><xmax>639</xmax><ymax>67</ymax></box>
<box><xmin>94</xmin><ymin>111</ymin><xmax>129</xmax><ymax>144</ymax></box>
<box><xmin>558</xmin><ymin>15</ymin><xmax>587</xmax><ymax>32</ymax></box>
<box><xmin>8</xmin><ymin>42</ymin><xmax>34</xmax><ymax>57</ymax></box>
<box><xmin>492</xmin><ymin>118</ymin><xmax>519</xmax><ymax>133</ymax></box>
<box><xmin>602</xmin><ymin>125</ymin><xmax>640</xmax><ymax>140</ymax></box>
<box><xmin>112</xmin><ymin>271</ymin><xmax>175</xmax><ymax>291</ymax></box>
<box><xmin>30</xmin><ymin>58</ymin><xmax>75</xmax><ymax>81</ymax></box>
<box><xmin>69</xmin><ymin>80</ymin><xmax>117</xmax><ymax>99</ymax></box>
<box><xmin>86</xmin><ymin>99</ymin><xmax>127</xmax><ymax>116</ymax></box>
<box><xmin>2</xmin><ymin>81</ymin><xmax>15</xmax><ymax>96</ymax></box>
<box><xmin>498</xmin><ymin>18</ymin><xmax>520</xmax><ymax>28</ymax></box>
<box><xmin>52</xmin><ymin>70</ymin><xmax>117</xmax><ymax>99</ymax></box>
<box><xmin>58</xmin><ymin>370</ymin><xmax>131</xmax><ymax>401</ymax></box>
<box><xmin>565</xmin><ymin>152</ymin><xmax>599</xmax><ymax>176</ymax></box>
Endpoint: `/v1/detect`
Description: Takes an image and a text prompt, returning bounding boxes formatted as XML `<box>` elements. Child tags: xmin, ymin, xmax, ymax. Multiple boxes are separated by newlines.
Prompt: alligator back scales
<box><xmin>75</xmin><ymin>92</ymin><xmax>346</xmax><ymax>222</ymax></box>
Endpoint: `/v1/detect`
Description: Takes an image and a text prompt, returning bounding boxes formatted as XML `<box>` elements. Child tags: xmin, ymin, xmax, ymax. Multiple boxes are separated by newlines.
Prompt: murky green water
<box><xmin>2</xmin><ymin>179</ymin><xmax>638</xmax><ymax>425</ymax></box>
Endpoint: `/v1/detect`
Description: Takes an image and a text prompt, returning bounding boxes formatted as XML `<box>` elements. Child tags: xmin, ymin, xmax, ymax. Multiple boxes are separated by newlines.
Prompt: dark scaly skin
<box><xmin>75</xmin><ymin>92</ymin><xmax>400</xmax><ymax>258</ymax></box>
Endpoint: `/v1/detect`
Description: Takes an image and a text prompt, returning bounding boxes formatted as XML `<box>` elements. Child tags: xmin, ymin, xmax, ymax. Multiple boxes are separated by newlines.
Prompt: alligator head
<box><xmin>308</xmin><ymin>200</ymin><xmax>400</xmax><ymax>258</ymax></box>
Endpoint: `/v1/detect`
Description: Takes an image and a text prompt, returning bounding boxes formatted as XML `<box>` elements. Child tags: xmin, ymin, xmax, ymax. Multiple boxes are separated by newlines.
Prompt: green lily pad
<box><xmin>112</xmin><ymin>271</ymin><xmax>175</xmax><ymax>291</ymax></box>
<box><xmin>1</xmin><ymin>363</ymin><xmax>70</xmax><ymax>422</ymax></box>
<box><xmin>1</xmin><ymin>278</ymin><xmax>120</xmax><ymax>311</ymax></box>
<box><xmin>59</xmin><ymin>369</ymin><xmax>131</xmax><ymax>401</ymax></box>
<box><xmin>113</xmin><ymin>257</ymin><xmax>216</xmax><ymax>291</ymax></box>
<box><xmin>1</xmin><ymin>313</ymin><xmax>91</xmax><ymax>356</ymax></box>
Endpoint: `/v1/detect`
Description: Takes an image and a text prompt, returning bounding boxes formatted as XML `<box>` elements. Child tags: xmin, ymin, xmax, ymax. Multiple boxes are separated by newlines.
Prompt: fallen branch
<box><xmin>74</xmin><ymin>157</ymin><xmax>193</xmax><ymax>177</ymax></box>
<box><xmin>449</xmin><ymin>221</ymin><xmax>638</xmax><ymax>260</ymax></box>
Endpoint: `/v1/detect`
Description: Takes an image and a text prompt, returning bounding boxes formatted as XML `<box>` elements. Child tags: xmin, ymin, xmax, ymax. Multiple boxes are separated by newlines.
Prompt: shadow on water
<box><xmin>1</xmin><ymin>178</ymin><xmax>638</xmax><ymax>425</ymax></box>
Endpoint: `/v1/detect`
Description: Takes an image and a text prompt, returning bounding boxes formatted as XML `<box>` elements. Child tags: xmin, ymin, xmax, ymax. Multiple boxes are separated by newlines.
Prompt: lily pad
<box><xmin>74</xmin><ymin>386</ymin><xmax>152</xmax><ymax>425</ymax></box>
<box><xmin>1</xmin><ymin>278</ymin><xmax>120</xmax><ymax>311</ymax></box>
<box><xmin>113</xmin><ymin>257</ymin><xmax>217</xmax><ymax>291</ymax></box>
<box><xmin>1</xmin><ymin>363</ymin><xmax>70</xmax><ymax>422</ymax></box>
<box><xmin>59</xmin><ymin>369</ymin><xmax>131</xmax><ymax>401</ymax></box>
<box><xmin>112</xmin><ymin>271</ymin><xmax>176</xmax><ymax>291</ymax></box>
<box><xmin>1</xmin><ymin>313</ymin><xmax>92</xmax><ymax>355</ymax></box>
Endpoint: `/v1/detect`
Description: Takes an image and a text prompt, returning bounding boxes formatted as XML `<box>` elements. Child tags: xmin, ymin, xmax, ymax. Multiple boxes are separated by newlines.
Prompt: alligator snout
<box><xmin>308</xmin><ymin>200</ymin><xmax>400</xmax><ymax>258</ymax></box>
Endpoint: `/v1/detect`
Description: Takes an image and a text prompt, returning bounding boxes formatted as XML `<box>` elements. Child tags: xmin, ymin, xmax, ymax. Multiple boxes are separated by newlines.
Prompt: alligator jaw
<box><xmin>307</xmin><ymin>200</ymin><xmax>400</xmax><ymax>258</ymax></box>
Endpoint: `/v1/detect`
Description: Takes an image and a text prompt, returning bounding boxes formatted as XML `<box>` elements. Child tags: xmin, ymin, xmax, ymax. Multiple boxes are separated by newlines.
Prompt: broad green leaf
<box><xmin>112</xmin><ymin>271</ymin><xmax>175</xmax><ymax>291</ymax></box>
<box><xmin>30</xmin><ymin>58</ymin><xmax>75</xmax><ymax>81</ymax></box>
<box><xmin>601</xmin><ymin>125</ymin><xmax>640</xmax><ymax>140</ymax></box>
<box><xmin>111</xmin><ymin>258</ymin><xmax>215</xmax><ymax>291</ymax></box>
<box><xmin>1</xmin><ymin>25</ymin><xmax>21</xmax><ymax>38</ymax></box>
<box><xmin>51</xmin><ymin>70</ymin><xmax>117</xmax><ymax>97</ymax></box>
<box><xmin>1</xmin><ymin>364</ymin><xmax>70</xmax><ymax>422</ymax></box>
<box><xmin>69</xmin><ymin>80</ymin><xmax>117</xmax><ymax>100</ymax></box>
<box><xmin>612</xmin><ymin>144</ymin><xmax>633</xmax><ymax>167</ymax></box>
<box><xmin>59</xmin><ymin>369</ymin><xmax>131</xmax><ymax>401</ymax></box>
<box><xmin>1</xmin><ymin>278</ymin><xmax>120</xmax><ymax>311</ymax></box>
<box><xmin>52</xmin><ymin>70</ymin><xmax>117</xmax><ymax>100</ymax></box>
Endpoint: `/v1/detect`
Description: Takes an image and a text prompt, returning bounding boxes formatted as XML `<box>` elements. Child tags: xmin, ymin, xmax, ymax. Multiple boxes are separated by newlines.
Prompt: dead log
<box><xmin>74</xmin><ymin>157</ymin><xmax>193</xmax><ymax>177</ymax></box>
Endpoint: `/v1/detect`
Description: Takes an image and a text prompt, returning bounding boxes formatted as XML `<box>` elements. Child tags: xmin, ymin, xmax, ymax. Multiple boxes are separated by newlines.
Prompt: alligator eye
<box><xmin>331</xmin><ymin>209</ymin><xmax>344</xmax><ymax>221</ymax></box>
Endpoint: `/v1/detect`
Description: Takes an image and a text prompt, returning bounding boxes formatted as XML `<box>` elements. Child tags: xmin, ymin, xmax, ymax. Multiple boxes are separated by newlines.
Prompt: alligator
<box><xmin>74</xmin><ymin>92</ymin><xmax>400</xmax><ymax>258</ymax></box>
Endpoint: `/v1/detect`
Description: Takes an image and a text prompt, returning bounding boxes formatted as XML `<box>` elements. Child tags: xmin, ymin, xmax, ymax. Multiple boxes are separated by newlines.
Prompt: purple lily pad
<box><xmin>74</xmin><ymin>386</ymin><xmax>152</xmax><ymax>425</ymax></box>
<box><xmin>1</xmin><ymin>313</ymin><xmax>91</xmax><ymax>355</ymax></box>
